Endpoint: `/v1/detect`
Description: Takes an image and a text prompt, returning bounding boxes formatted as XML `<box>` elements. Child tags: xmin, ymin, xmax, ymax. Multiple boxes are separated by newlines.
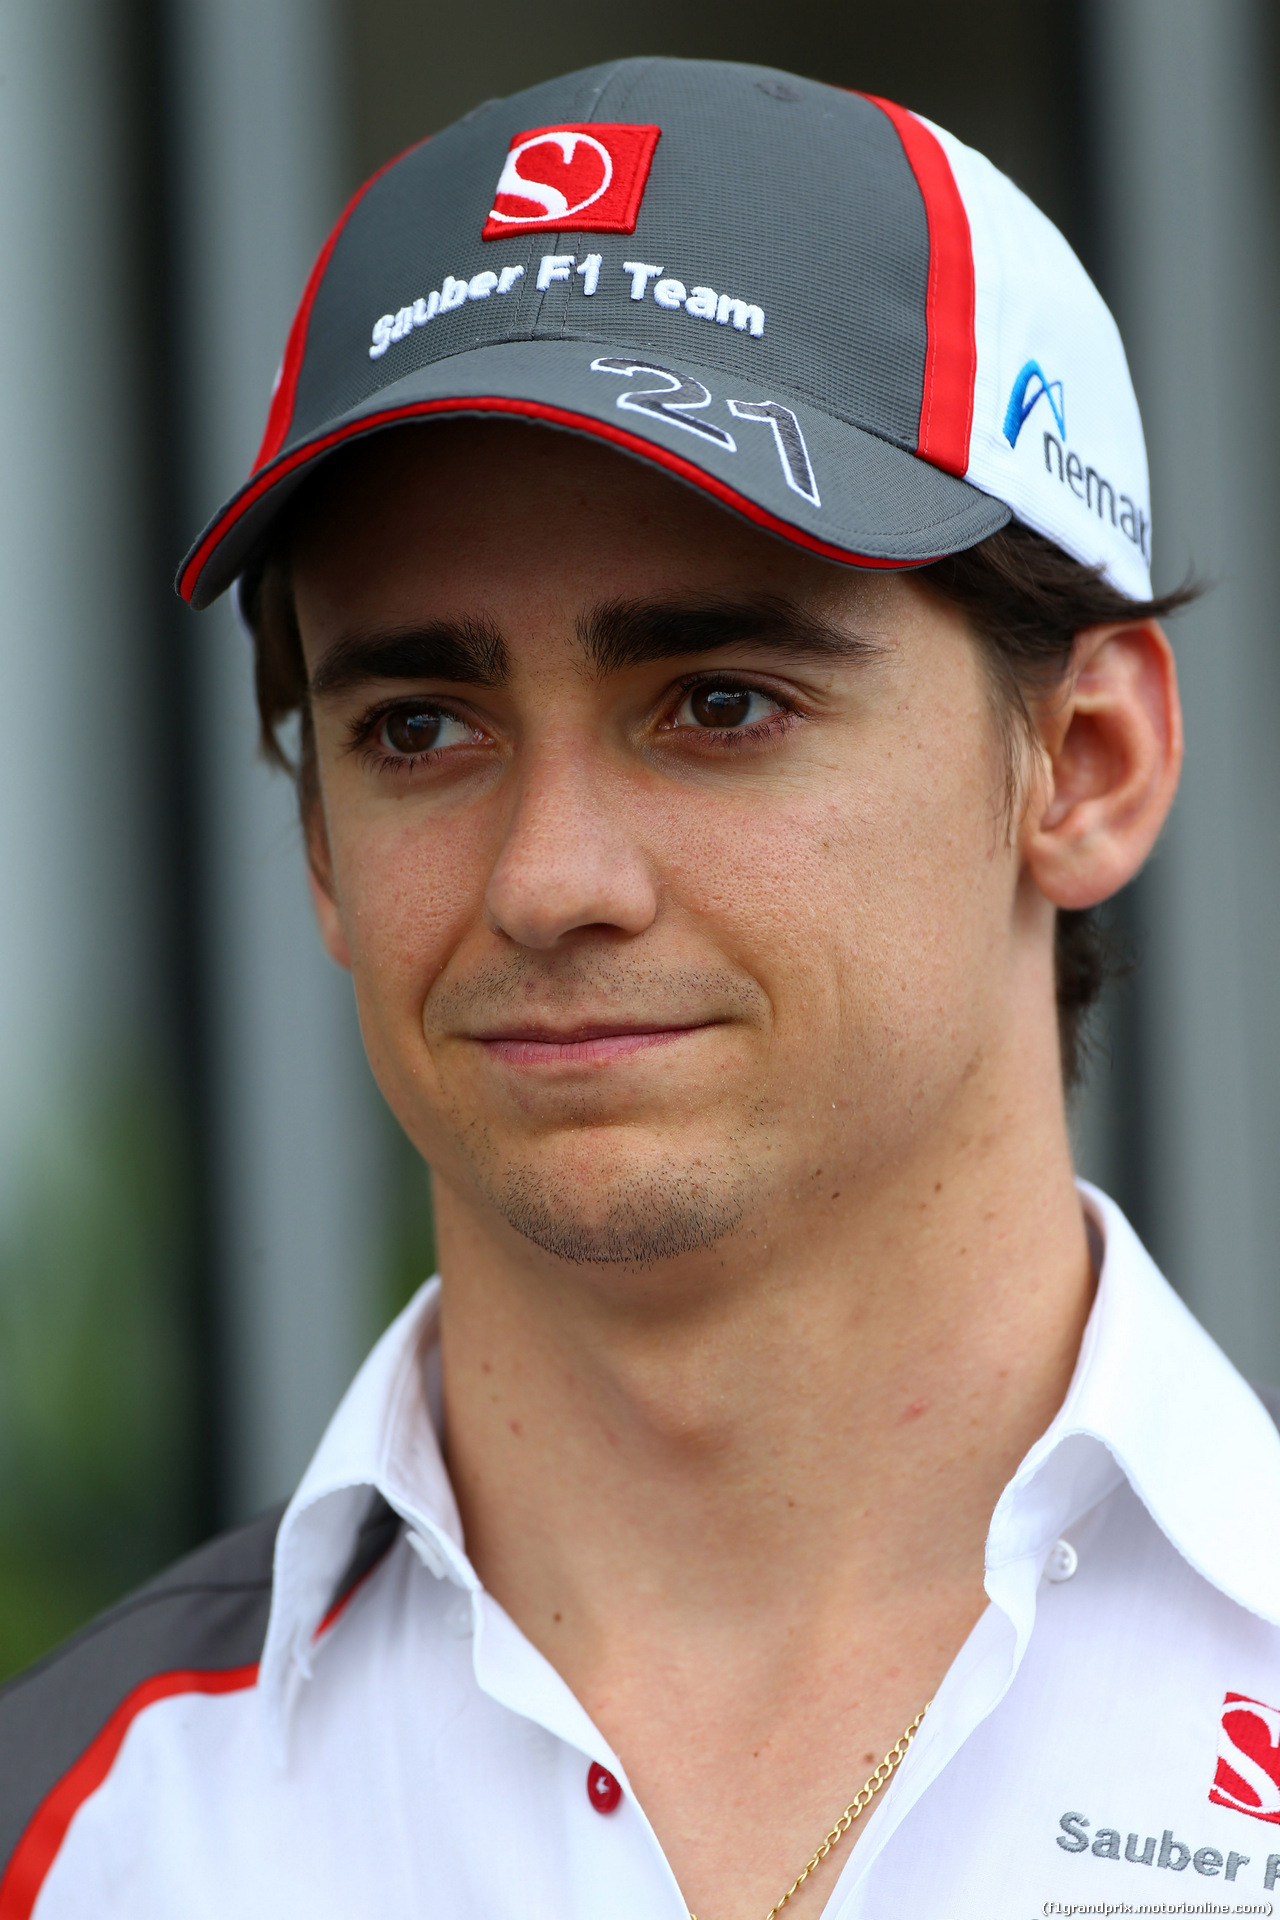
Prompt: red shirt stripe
<box><xmin>0</xmin><ymin>1665</ymin><xmax>258</xmax><ymax>1920</ymax></box>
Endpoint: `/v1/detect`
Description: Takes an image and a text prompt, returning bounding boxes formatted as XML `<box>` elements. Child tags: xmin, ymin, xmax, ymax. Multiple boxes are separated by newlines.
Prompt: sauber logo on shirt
<box><xmin>482</xmin><ymin>124</ymin><xmax>661</xmax><ymax>239</ymax></box>
<box><xmin>1211</xmin><ymin>1692</ymin><xmax>1280</xmax><ymax>1824</ymax></box>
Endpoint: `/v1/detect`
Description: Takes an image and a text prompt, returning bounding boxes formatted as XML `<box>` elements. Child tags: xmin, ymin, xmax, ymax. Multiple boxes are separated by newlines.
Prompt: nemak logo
<box><xmin>1002</xmin><ymin>356</ymin><xmax>1149</xmax><ymax>560</ymax></box>
<box><xmin>1003</xmin><ymin>358</ymin><xmax>1065</xmax><ymax>447</ymax></box>
<box><xmin>482</xmin><ymin>124</ymin><xmax>662</xmax><ymax>240</ymax></box>
<box><xmin>1212</xmin><ymin>1692</ymin><xmax>1280</xmax><ymax>1825</ymax></box>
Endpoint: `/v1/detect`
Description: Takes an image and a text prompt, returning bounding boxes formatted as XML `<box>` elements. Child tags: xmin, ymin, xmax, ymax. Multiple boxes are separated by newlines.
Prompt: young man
<box><xmin>3</xmin><ymin>54</ymin><xmax>1276</xmax><ymax>1920</ymax></box>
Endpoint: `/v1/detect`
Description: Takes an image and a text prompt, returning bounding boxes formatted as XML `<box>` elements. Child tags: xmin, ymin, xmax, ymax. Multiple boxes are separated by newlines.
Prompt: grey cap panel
<box><xmin>188</xmin><ymin>337</ymin><xmax>1008</xmax><ymax>607</ymax></box>
<box><xmin>288</xmin><ymin>60</ymin><xmax>930</xmax><ymax>456</ymax></box>
<box><xmin>542</xmin><ymin>61</ymin><xmax>929</xmax><ymax>441</ymax></box>
<box><xmin>287</xmin><ymin>64</ymin><xmax>625</xmax><ymax>439</ymax></box>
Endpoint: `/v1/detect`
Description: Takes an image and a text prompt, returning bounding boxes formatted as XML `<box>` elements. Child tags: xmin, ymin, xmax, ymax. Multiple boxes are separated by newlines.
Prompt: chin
<box><xmin>475</xmin><ymin>1129</ymin><xmax>751</xmax><ymax>1268</ymax></box>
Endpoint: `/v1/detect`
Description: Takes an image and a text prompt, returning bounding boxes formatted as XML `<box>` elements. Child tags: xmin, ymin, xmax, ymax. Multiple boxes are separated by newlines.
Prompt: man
<box><xmin>2</xmin><ymin>54</ymin><xmax>1274</xmax><ymax>1920</ymax></box>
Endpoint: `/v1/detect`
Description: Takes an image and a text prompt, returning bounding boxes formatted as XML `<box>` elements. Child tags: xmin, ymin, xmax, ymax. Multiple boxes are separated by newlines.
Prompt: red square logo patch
<box><xmin>481</xmin><ymin>123</ymin><xmax>661</xmax><ymax>240</ymax></box>
<box><xmin>1210</xmin><ymin>1692</ymin><xmax>1280</xmax><ymax>1823</ymax></box>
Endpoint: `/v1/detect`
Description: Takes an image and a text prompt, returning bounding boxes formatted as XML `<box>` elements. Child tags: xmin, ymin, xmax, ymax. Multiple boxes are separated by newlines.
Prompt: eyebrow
<box><xmin>309</xmin><ymin>616</ymin><xmax>509</xmax><ymax>697</ymax></box>
<box><xmin>307</xmin><ymin>593</ymin><xmax>879</xmax><ymax>698</ymax></box>
<box><xmin>576</xmin><ymin>594</ymin><xmax>882</xmax><ymax>676</ymax></box>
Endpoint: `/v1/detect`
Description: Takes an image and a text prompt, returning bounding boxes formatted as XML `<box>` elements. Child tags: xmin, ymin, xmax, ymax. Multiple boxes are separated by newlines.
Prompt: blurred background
<box><xmin>0</xmin><ymin>0</ymin><xmax>1277</xmax><ymax>1679</ymax></box>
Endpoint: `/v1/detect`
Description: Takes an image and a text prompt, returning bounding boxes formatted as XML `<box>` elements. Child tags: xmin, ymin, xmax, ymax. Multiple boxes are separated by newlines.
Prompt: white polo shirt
<box><xmin>31</xmin><ymin>1185</ymin><xmax>1280</xmax><ymax>1918</ymax></box>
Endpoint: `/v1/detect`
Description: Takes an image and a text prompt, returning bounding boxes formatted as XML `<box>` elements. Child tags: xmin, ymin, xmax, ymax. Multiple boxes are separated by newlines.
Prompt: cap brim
<box><xmin>179</xmin><ymin>337</ymin><xmax>1010</xmax><ymax>609</ymax></box>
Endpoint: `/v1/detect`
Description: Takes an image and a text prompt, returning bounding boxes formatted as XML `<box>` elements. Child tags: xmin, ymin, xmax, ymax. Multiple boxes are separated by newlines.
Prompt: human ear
<box><xmin>305</xmin><ymin>802</ymin><xmax>353</xmax><ymax>971</ymax></box>
<box><xmin>1022</xmin><ymin>618</ymin><xmax>1183</xmax><ymax>910</ymax></box>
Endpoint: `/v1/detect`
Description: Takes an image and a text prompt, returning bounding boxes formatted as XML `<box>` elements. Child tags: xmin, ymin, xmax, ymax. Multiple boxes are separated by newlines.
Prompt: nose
<box><xmin>484</xmin><ymin>747</ymin><xmax>660</xmax><ymax>950</ymax></box>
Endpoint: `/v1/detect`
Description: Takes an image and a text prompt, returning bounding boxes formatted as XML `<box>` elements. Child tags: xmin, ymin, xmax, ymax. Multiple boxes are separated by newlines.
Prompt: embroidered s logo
<box><xmin>1210</xmin><ymin>1692</ymin><xmax>1280</xmax><ymax>1823</ymax></box>
<box><xmin>482</xmin><ymin>124</ymin><xmax>661</xmax><ymax>240</ymax></box>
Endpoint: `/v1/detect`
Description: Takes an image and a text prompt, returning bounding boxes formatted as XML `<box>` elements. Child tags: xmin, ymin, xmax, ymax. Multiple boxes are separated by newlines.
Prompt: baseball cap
<box><xmin>178</xmin><ymin>57</ymin><xmax>1152</xmax><ymax>610</ymax></box>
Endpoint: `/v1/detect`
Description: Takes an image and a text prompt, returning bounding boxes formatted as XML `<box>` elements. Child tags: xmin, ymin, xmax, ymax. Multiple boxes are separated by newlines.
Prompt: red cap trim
<box><xmin>183</xmin><ymin>396</ymin><xmax>940</xmax><ymax>605</ymax></box>
<box><xmin>0</xmin><ymin>1664</ymin><xmax>258</xmax><ymax>1920</ymax></box>
<box><xmin>864</xmin><ymin>96</ymin><xmax>976</xmax><ymax>479</ymax></box>
<box><xmin>252</xmin><ymin>144</ymin><xmax>419</xmax><ymax>475</ymax></box>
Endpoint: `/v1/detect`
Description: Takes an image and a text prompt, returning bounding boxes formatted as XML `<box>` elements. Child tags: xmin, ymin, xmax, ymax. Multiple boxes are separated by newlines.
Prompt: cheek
<box><xmin>661</xmin><ymin>730</ymin><xmax>1012</xmax><ymax>1092</ymax></box>
<box><xmin>833</xmin><ymin>761</ymin><xmax>1014</xmax><ymax>1087</ymax></box>
<box><xmin>324</xmin><ymin>800</ymin><xmax>488</xmax><ymax>1077</ymax></box>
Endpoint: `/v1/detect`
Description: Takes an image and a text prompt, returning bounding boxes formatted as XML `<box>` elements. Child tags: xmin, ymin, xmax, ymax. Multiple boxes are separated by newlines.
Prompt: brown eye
<box><xmin>691</xmin><ymin>686</ymin><xmax>752</xmax><ymax>727</ymax></box>
<box><xmin>676</xmin><ymin>684</ymin><xmax>781</xmax><ymax>730</ymax></box>
<box><xmin>378</xmin><ymin>707</ymin><xmax>473</xmax><ymax>756</ymax></box>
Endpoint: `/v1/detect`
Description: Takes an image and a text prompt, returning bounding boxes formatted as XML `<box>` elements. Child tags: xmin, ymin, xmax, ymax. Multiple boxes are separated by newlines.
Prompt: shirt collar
<box><xmin>989</xmin><ymin>1182</ymin><xmax>1280</xmax><ymax>1623</ymax></box>
<box><xmin>839</xmin><ymin>1186</ymin><xmax>1280</xmax><ymax>1901</ymax></box>
<box><xmin>259</xmin><ymin>1278</ymin><xmax>468</xmax><ymax>1752</ymax></box>
<box><xmin>259</xmin><ymin>1185</ymin><xmax>1280</xmax><ymax>1753</ymax></box>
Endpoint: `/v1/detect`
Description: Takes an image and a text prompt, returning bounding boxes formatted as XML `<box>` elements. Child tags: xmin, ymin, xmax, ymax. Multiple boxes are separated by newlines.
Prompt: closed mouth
<box><xmin>469</xmin><ymin>1020</ymin><xmax>716</xmax><ymax>1066</ymax></box>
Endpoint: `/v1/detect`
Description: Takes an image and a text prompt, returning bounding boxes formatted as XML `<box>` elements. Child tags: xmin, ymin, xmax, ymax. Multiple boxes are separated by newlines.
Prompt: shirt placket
<box><xmin>823</xmin><ymin>1450</ymin><xmax>1114</xmax><ymax>1918</ymax></box>
<box><xmin>467</xmin><ymin>1586</ymin><xmax>694</xmax><ymax>1918</ymax></box>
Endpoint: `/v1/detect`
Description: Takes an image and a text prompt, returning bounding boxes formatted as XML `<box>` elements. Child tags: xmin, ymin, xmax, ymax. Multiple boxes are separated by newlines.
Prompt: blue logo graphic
<box><xmin>1003</xmin><ymin>360</ymin><xmax>1065</xmax><ymax>447</ymax></box>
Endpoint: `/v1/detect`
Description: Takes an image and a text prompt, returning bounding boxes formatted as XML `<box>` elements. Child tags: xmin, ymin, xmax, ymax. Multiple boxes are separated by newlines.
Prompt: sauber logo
<box><xmin>1211</xmin><ymin>1692</ymin><xmax>1280</xmax><ymax>1823</ymax></box>
<box><xmin>482</xmin><ymin>123</ymin><xmax>661</xmax><ymax>240</ymax></box>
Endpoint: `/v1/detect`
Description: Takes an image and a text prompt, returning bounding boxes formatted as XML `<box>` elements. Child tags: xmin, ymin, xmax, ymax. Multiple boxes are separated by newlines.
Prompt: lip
<box><xmin>470</xmin><ymin>1021</ymin><xmax>715</xmax><ymax>1067</ymax></box>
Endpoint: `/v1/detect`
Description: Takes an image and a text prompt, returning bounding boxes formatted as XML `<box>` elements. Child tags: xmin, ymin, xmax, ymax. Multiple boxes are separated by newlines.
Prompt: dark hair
<box><xmin>917</xmin><ymin>524</ymin><xmax>1198</xmax><ymax>1084</ymax></box>
<box><xmin>240</xmin><ymin>509</ymin><xmax>1197</xmax><ymax>1090</ymax></box>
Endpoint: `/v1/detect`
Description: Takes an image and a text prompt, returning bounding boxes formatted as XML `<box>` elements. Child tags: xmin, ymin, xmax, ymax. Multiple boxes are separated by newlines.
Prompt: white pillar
<box><xmin>1090</xmin><ymin>0</ymin><xmax>1280</xmax><ymax>1375</ymax></box>
<box><xmin>171</xmin><ymin>0</ymin><xmax>391</xmax><ymax>1518</ymax></box>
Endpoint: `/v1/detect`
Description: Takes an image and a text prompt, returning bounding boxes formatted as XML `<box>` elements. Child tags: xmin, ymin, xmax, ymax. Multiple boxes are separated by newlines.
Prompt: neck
<box><xmin>434</xmin><ymin>1050</ymin><xmax>1092</xmax><ymax>1661</ymax></box>
<box><xmin>432</xmin><ymin>1005</ymin><xmax>1093</xmax><ymax>1916</ymax></box>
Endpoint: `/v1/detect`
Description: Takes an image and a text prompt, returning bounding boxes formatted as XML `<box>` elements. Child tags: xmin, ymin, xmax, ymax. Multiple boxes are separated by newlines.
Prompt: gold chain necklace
<box><xmin>689</xmin><ymin>1703</ymin><xmax>929</xmax><ymax>1920</ymax></box>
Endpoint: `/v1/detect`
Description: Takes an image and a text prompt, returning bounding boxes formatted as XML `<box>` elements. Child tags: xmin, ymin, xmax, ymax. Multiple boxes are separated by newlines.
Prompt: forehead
<box><xmin>287</xmin><ymin>420</ymin><xmax>902</xmax><ymax>648</ymax></box>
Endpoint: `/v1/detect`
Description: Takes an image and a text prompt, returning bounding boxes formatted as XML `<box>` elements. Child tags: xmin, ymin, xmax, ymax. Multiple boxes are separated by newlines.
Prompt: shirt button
<box><xmin>587</xmin><ymin>1762</ymin><xmax>622</xmax><ymax>1813</ymax></box>
<box><xmin>444</xmin><ymin>1597</ymin><xmax>473</xmax><ymax>1637</ymax></box>
<box><xmin>1045</xmin><ymin>1537</ymin><xmax>1079</xmax><ymax>1582</ymax></box>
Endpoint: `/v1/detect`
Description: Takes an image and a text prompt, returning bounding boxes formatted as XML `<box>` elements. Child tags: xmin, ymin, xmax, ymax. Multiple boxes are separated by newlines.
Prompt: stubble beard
<box><xmin>480</xmin><ymin>1155</ymin><xmax>748</xmax><ymax>1265</ymax></box>
<box><xmin>427</xmin><ymin>953</ymin><xmax>766</xmax><ymax>1265</ymax></box>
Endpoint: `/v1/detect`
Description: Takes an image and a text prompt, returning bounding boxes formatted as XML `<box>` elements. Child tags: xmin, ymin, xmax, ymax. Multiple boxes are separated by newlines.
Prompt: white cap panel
<box><xmin>921</xmin><ymin>116</ymin><xmax>1153</xmax><ymax>599</ymax></box>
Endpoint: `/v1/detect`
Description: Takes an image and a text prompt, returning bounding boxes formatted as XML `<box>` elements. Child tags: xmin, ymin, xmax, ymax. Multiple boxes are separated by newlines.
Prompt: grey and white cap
<box><xmin>178</xmin><ymin>56</ymin><xmax>1152</xmax><ymax>610</ymax></box>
